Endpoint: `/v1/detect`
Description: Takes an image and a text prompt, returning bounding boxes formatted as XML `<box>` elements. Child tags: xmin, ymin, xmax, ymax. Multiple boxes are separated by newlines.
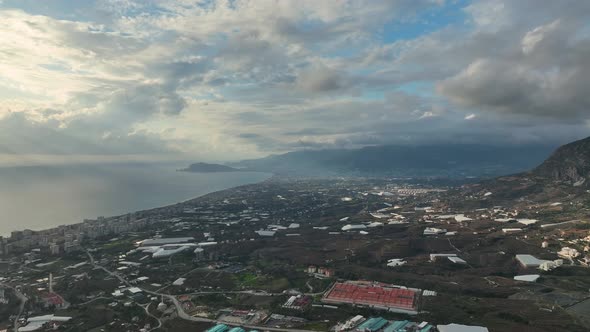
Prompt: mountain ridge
<box><xmin>179</xmin><ymin>162</ymin><xmax>239</xmax><ymax>173</ymax></box>
<box><xmin>458</xmin><ymin>135</ymin><xmax>590</xmax><ymax>204</ymax></box>
<box><xmin>229</xmin><ymin>143</ymin><xmax>555</xmax><ymax>178</ymax></box>
<box><xmin>530</xmin><ymin>136</ymin><xmax>590</xmax><ymax>185</ymax></box>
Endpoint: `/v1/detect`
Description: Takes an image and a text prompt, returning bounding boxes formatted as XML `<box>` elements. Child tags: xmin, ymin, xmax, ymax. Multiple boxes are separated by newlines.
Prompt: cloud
<box><xmin>295</xmin><ymin>64</ymin><xmax>350</xmax><ymax>93</ymax></box>
<box><xmin>418</xmin><ymin>111</ymin><xmax>437</xmax><ymax>119</ymax></box>
<box><xmin>437</xmin><ymin>2</ymin><xmax>590</xmax><ymax>119</ymax></box>
<box><xmin>0</xmin><ymin>0</ymin><xmax>589</xmax><ymax>163</ymax></box>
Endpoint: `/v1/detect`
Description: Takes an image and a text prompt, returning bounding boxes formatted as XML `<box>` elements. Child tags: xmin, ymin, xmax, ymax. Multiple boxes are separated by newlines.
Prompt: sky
<box><xmin>0</xmin><ymin>0</ymin><xmax>589</xmax><ymax>165</ymax></box>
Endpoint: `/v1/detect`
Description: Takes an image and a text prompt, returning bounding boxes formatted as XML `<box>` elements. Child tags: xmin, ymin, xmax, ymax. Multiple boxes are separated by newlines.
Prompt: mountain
<box><xmin>180</xmin><ymin>162</ymin><xmax>239</xmax><ymax>173</ymax></box>
<box><xmin>531</xmin><ymin>136</ymin><xmax>590</xmax><ymax>185</ymax></box>
<box><xmin>231</xmin><ymin>144</ymin><xmax>555</xmax><ymax>178</ymax></box>
<box><xmin>457</xmin><ymin>136</ymin><xmax>590</xmax><ymax>205</ymax></box>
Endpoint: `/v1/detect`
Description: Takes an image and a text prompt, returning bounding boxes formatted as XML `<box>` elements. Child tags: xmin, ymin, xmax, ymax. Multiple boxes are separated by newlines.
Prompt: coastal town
<box><xmin>0</xmin><ymin>176</ymin><xmax>589</xmax><ymax>332</ymax></box>
<box><xmin>2</xmin><ymin>0</ymin><xmax>590</xmax><ymax>331</ymax></box>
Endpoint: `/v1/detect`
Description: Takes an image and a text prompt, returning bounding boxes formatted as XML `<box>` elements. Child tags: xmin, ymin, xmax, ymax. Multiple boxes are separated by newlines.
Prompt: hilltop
<box><xmin>179</xmin><ymin>162</ymin><xmax>240</xmax><ymax>173</ymax></box>
<box><xmin>459</xmin><ymin>136</ymin><xmax>590</xmax><ymax>206</ymax></box>
<box><xmin>531</xmin><ymin>136</ymin><xmax>590</xmax><ymax>186</ymax></box>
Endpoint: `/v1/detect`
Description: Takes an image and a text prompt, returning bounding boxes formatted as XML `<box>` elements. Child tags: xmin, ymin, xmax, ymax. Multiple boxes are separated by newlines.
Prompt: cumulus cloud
<box><xmin>437</xmin><ymin>1</ymin><xmax>590</xmax><ymax>119</ymax></box>
<box><xmin>295</xmin><ymin>65</ymin><xmax>350</xmax><ymax>93</ymax></box>
<box><xmin>0</xmin><ymin>0</ymin><xmax>589</xmax><ymax>164</ymax></box>
<box><xmin>0</xmin><ymin>111</ymin><xmax>176</xmax><ymax>157</ymax></box>
<box><xmin>438</xmin><ymin>17</ymin><xmax>590</xmax><ymax>118</ymax></box>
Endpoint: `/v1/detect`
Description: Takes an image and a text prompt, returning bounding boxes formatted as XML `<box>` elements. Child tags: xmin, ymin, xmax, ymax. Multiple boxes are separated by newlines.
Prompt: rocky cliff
<box><xmin>531</xmin><ymin>136</ymin><xmax>590</xmax><ymax>185</ymax></box>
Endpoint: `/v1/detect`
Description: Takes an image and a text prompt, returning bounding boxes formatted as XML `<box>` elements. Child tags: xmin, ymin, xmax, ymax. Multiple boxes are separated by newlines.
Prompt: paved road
<box><xmin>306</xmin><ymin>281</ymin><xmax>314</xmax><ymax>293</ymax></box>
<box><xmin>142</xmin><ymin>302</ymin><xmax>162</xmax><ymax>332</ymax></box>
<box><xmin>447</xmin><ymin>238</ymin><xmax>461</xmax><ymax>253</ymax></box>
<box><xmin>15</xmin><ymin>290</ymin><xmax>27</xmax><ymax>331</ymax></box>
<box><xmin>76</xmin><ymin>296</ymin><xmax>112</xmax><ymax>306</ymax></box>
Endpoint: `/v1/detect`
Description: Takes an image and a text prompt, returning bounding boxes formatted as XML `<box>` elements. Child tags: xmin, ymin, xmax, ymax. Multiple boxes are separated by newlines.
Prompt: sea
<box><xmin>0</xmin><ymin>163</ymin><xmax>271</xmax><ymax>236</ymax></box>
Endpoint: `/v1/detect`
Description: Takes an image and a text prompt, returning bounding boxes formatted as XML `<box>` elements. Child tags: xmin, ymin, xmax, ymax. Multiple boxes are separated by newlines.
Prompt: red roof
<box><xmin>323</xmin><ymin>282</ymin><xmax>417</xmax><ymax>310</ymax></box>
<box><xmin>41</xmin><ymin>292</ymin><xmax>65</xmax><ymax>305</ymax></box>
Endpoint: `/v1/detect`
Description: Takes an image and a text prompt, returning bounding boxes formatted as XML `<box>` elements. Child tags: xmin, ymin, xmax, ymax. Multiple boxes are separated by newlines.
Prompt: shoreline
<box><xmin>3</xmin><ymin>171</ymin><xmax>274</xmax><ymax>238</ymax></box>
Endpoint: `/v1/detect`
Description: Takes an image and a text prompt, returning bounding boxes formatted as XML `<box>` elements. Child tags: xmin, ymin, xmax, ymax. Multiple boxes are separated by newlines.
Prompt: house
<box><xmin>514</xmin><ymin>274</ymin><xmax>540</xmax><ymax>282</ymax></box>
<box><xmin>40</xmin><ymin>292</ymin><xmax>67</xmax><ymax>309</ymax></box>
<box><xmin>423</xmin><ymin>228</ymin><xmax>446</xmax><ymax>235</ymax></box>
<box><xmin>539</xmin><ymin>260</ymin><xmax>563</xmax><ymax>271</ymax></box>
<box><xmin>515</xmin><ymin>254</ymin><xmax>547</xmax><ymax>268</ymax></box>
<box><xmin>558</xmin><ymin>247</ymin><xmax>580</xmax><ymax>259</ymax></box>
<box><xmin>387</xmin><ymin>259</ymin><xmax>406</xmax><ymax>267</ymax></box>
<box><xmin>342</xmin><ymin>224</ymin><xmax>367</xmax><ymax>231</ymax></box>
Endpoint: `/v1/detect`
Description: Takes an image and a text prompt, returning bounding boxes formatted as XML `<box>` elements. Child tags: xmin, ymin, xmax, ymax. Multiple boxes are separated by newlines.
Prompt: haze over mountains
<box><xmin>187</xmin><ymin>136</ymin><xmax>590</xmax><ymax>179</ymax></box>
<box><xmin>223</xmin><ymin>143</ymin><xmax>556</xmax><ymax>178</ymax></box>
<box><xmin>460</xmin><ymin>135</ymin><xmax>590</xmax><ymax>204</ymax></box>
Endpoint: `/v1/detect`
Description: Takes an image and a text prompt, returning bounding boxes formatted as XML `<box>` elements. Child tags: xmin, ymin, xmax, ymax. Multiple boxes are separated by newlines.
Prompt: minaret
<box><xmin>49</xmin><ymin>273</ymin><xmax>53</xmax><ymax>293</ymax></box>
<box><xmin>157</xmin><ymin>295</ymin><xmax>167</xmax><ymax>312</ymax></box>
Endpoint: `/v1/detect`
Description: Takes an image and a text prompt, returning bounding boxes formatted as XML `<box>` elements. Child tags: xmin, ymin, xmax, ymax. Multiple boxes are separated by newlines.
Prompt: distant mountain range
<box><xmin>228</xmin><ymin>144</ymin><xmax>556</xmax><ymax>178</ymax></box>
<box><xmin>180</xmin><ymin>162</ymin><xmax>239</xmax><ymax>173</ymax></box>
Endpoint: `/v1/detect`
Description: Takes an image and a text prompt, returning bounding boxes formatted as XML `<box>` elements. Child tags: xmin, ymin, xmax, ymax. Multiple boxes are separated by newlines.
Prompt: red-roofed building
<box><xmin>40</xmin><ymin>292</ymin><xmax>68</xmax><ymax>309</ymax></box>
<box><xmin>322</xmin><ymin>281</ymin><xmax>419</xmax><ymax>314</ymax></box>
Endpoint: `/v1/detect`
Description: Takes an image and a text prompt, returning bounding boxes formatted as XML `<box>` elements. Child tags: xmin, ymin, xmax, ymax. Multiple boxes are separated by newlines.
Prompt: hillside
<box><xmin>531</xmin><ymin>136</ymin><xmax>590</xmax><ymax>186</ymax></box>
<box><xmin>459</xmin><ymin>136</ymin><xmax>590</xmax><ymax>205</ymax></box>
<box><xmin>231</xmin><ymin>144</ymin><xmax>554</xmax><ymax>178</ymax></box>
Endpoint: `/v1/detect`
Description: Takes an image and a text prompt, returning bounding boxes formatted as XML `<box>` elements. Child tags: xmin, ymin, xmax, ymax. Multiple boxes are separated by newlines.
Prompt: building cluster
<box><xmin>282</xmin><ymin>294</ymin><xmax>312</xmax><ymax>311</ymax></box>
<box><xmin>17</xmin><ymin>314</ymin><xmax>72</xmax><ymax>332</ymax></box>
<box><xmin>0</xmin><ymin>178</ymin><xmax>587</xmax><ymax>331</ymax></box>
<box><xmin>1</xmin><ymin>214</ymin><xmax>150</xmax><ymax>255</ymax></box>
<box><xmin>515</xmin><ymin>254</ymin><xmax>564</xmax><ymax>271</ymax></box>
<box><xmin>557</xmin><ymin>246</ymin><xmax>580</xmax><ymax>259</ymax></box>
<box><xmin>335</xmin><ymin>315</ymin><xmax>488</xmax><ymax>332</ymax></box>
<box><xmin>306</xmin><ymin>265</ymin><xmax>335</xmax><ymax>278</ymax></box>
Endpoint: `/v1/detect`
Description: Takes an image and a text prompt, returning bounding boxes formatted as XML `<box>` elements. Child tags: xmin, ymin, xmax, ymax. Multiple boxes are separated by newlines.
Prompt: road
<box><xmin>86</xmin><ymin>250</ymin><xmax>318</xmax><ymax>332</ymax></box>
<box><xmin>0</xmin><ymin>283</ymin><xmax>28</xmax><ymax>332</ymax></box>
<box><xmin>14</xmin><ymin>287</ymin><xmax>27</xmax><ymax>331</ymax></box>
<box><xmin>76</xmin><ymin>296</ymin><xmax>112</xmax><ymax>306</ymax></box>
<box><xmin>447</xmin><ymin>238</ymin><xmax>461</xmax><ymax>253</ymax></box>
<box><xmin>141</xmin><ymin>302</ymin><xmax>162</xmax><ymax>332</ymax></box>
<box><xmin>306</xmin><ymin>280</ymin><xmax>314</xmax><ymax>293</ymax></box>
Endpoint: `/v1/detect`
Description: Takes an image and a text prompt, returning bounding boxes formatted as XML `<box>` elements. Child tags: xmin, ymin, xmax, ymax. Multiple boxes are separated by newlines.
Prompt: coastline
<box><xmin>145</xmin><ymin>173</ymin><xmax>279</xmax><ymax>210</ymax></box>
<box><xmin>2</xmin><ymin>170</ymin><xmax>274</xmax><ymax>237</ymax></box>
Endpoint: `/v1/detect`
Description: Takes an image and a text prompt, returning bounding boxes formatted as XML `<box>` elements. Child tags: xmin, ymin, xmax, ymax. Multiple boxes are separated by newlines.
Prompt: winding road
<box><xmin>86</xmin><ymin>250</ymin><xmax>318</xmax><ymax>332</ymax></box>
<box><xmin>141</xmin><ymin>302</ymin><xmax>163</xmax><ymax>332</ymax></box>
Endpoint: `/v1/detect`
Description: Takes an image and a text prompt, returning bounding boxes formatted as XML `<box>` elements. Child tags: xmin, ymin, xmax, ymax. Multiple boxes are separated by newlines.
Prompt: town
<box><xmin>0</xmin><ymin>176</ymin><xmax>589</xmax><ymax>332</ymax></box>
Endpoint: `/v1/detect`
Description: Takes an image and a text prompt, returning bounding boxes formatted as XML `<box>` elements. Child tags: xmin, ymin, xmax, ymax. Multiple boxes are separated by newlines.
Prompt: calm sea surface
<box><xmin>0</xmin><ymin>163</ymin><xmax>271</xmax><ymax>236</ymax></box>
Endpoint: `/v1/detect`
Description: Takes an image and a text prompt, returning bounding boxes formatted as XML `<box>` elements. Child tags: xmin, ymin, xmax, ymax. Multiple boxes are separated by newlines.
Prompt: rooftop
<box><xmin>437</xmin><ymin>323</ymin><xmax>489</xmax><ymax>332</ymax></box>
<box><xmin>323</xmin><ymin>281</ymin><xmax>418</xmax><ymax>312</ymax></box>
<box><xmin>140</xmin><ymin>237</ymin><xmax>194</xmax><ymax>246</ymax></box>
<box><xmin>515</xmin><ymin>254</ymin><xmax>548</xmax><ymax>267</ymax></box>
